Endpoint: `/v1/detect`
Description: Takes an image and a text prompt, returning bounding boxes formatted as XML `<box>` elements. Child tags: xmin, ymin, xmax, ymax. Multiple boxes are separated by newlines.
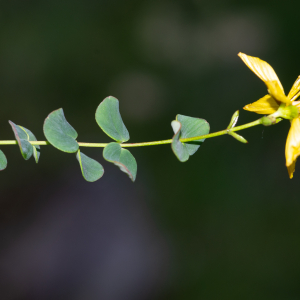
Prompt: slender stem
<box><xmin>0</xmin><ymin>117</ymin><xmax>277</xmax><ymax>148</ymax></box>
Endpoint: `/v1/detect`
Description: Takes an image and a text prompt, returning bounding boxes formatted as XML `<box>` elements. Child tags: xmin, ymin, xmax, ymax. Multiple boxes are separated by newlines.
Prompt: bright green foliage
<box><xmin>171</xmin><ymin>115</ymin><xmax>210</xmax><ymax>162</ymax></box>
<box><xmin>44</xmin><ymin>108</ymin><xmax>79</xmax><ymax>153</ymax></box>
<box><xmin>103</xmin><ymin>142</ymin><xmax>137</xmax><ymax>181</ymax></box>
<box><xmin>9</xmin><ymin>121</ymin><xmax>34</xmax><ymax>160</ymax></box>
<box><xmin>95</xmin><ymin>96</ymin><xmax>129</xmax><ymax>143</ymax></box>
<box><xmin>0</xmin><ymin>150</ymin><xmax>7</xmax><ymax>170</ymax></box>
<box><xmin>76</xmin><ymin>150</ymin><xmax>104</xmax><ymax>182</ymax></box>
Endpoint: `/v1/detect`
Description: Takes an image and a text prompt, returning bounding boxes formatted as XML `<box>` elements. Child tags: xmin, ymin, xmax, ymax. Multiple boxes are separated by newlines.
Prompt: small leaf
<box><xmin>228</xmin><ymin>131</ymin><xmax>248</xmax><ymax>143</ymax></box>
<box><xmin>171</xmin><ymin>120</ymin><xmax>189</xmax><ymax>162</ymax></box>
<box><xmin>76</xmin><ymin>150</ymin><xmax>104</xmax><ymax>182</ymax></box>
<box><xmin>176</xmin><ymin>115</ymin><xmax>210</xmax><ymax>155</ymax></box>
<box><xmin>103</xmin><ymin>142</ymin><xmax>137</xmax><ymax>181</ymax></box>
<box><xmin>171</xmin><ymin>115</ymin><xmax>210</xmax><ymax>162</ymax></box>
<box><xmin>0</xmin><ymin>150</ymin><xmax>7</xmax><ymax>170</ymax></box>
<box><xmin>43</xmin><ymin>108</ymin><xmax>79</xmax><ymax>153</ymax></box>
<box><xmin>20</xmin><ymin>126</ymin><xmax>41</xmax><ymax>163</ymax></box>
<box><xmin>95</xmin><ymin>96</ymin><xmax>129</xmax><ymax>143</ymax></box>
<box><xmin>227</xmin><ymin>110</ymin><xmax>239</xmax><ymax>129</ymax></box>
<box><xmin>9</xmin><ymin>121</ymin><xmax>33</xmax><ymax>160</ymax></box>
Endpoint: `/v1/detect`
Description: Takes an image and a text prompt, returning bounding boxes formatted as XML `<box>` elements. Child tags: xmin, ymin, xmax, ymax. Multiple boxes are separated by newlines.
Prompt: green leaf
<box><xmin>76</xmin><ymin>150</ymin><xmax>104</xmax><ymax>182</ymax></box>
<box><xmin>171</xmin><ymin>115</ymin><xmax>210</xmax><ymax>162</ymax></box>
<box><xmin>20</xmin><ymin>126</ymin><xmax>40</xmax><ymax>163</ymax></box>
<box><xmin>0</xmin><ymin>150</ymin><xmax>7</xmax><ymax>170</ymax></box>
<box><xmin>103</xmin><ymin>142</ymin><xmax>137</xmax><ymax>182</ymax></box>
<box><xmin>227</xmin><ymin>110</ymin><xmax>239</xmax><ymax>129</ymax></box>
<box><xmin>95</xmin><ymin>96</ymin><xmax>129</xmax><ymax>143</ymax></box>
<box><xmin>9</xmin><ymin>121</ymin><xmax>33</xmax><ymax>160</ymax></box>
<box><xmin>176</xmin><ymin>114</ymin><xmax>210</xmax><ymax>155</ymax></box>
<box><xmin>171</xmin><ymin>120</ymin><xmax>189</xmax><ymax>162</ymax></box>
<box><xmin>43</xmin><ymin>108</ymin><xmax>79</xmax><ymax>153</ymax></box>
<box><xmin>228</xmin><ymin>131</ymin><xmax>248</xmax><ymax>143</ymax></box>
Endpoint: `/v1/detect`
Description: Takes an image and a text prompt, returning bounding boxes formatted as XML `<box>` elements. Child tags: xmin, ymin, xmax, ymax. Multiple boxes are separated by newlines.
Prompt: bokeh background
<box><xmin>1</xmin><ymin>1</ymin><xmax>300</xmax><ymax>299</ymax></box>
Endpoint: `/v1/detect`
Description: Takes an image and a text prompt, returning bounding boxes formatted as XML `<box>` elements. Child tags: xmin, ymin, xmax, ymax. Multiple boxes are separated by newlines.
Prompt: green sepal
<box><xmin>9</xmin><ymin>121</ymin><xmax>34</xmax><ymax>160</ymax></box>
<box><xmin>103</xmin><ymin>142</ymin><xmax>137</xmax><ymax>182</ymax></box>
<box><xmin>43</xmin><ymin>108</ymin><xmax>79</xmax><ymax>153</ymax></box>
<box><xmin>171</xmin><ymin>115</ymin><xmax>210</xmax><ymax>162</ymax></box>
<box><xmin>0</xmin><ymin>150</ymin><xmax>7</xmax><ymax>170</ymax></box>
<box><xmin>95</xmin><ymin>96</ymin><xmax>129</xmax><ymax>143</ymax></box>
<box><xmin>76</xmin><ymin>150</ymin><xmax>104</xmax><ymax>182</ymax></box>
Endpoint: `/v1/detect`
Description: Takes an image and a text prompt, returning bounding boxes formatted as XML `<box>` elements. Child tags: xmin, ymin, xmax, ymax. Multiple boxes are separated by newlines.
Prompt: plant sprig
<box><xmin>0</xmin><ymin>96</ymin><xmax>280</xmax><ymax>182</ymax></box>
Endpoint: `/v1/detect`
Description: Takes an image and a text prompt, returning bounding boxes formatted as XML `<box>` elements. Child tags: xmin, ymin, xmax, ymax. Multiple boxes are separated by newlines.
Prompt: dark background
<box><xmin>0</xmin><ymin>1</ymin><xmax>300</xmax><ymax>299</ymax></box>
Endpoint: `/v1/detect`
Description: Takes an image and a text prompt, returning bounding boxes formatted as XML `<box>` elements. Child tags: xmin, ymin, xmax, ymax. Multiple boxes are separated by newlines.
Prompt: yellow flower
<box><xmin>239</xmin><ymin>52</ymin><xmax>300</xmax><ymax>178</ymax></box>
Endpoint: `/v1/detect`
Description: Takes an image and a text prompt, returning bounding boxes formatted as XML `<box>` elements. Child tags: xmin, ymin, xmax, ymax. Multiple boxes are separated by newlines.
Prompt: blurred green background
<box><xmin>1</xmin><ymin>1</ymin><xmax>300</xmax><ymax>299</ymax></box>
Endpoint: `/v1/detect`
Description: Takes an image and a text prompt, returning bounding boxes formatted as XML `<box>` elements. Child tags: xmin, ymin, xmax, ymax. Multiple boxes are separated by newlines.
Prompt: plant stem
<box><xmin>0</xmin><ymin>117</ymin><xmax>280</xmax><ymax>148</ymax></box>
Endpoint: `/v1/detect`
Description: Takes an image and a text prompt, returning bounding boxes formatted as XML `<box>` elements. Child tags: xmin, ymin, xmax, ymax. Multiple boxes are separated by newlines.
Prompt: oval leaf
<box><xmin>95</xmin><ymin>96</ymin><xmax>129</xmax><ymax>143</ymax></box>
<box><xmin>20</xmin><ymin>126</ymin><xmax>41</xmax><ymax>163</ymax></box>
<box><xmin>227</xmin><ymin>110</ymin><xmax>239</xmax><ymax>129</ymax></box>
<box><xmin>44</xmin><ymin>108</ymin><xmax>79</xmax><ymax>153</ymax></box>
<box><xmin>9</xmin><ymin>121</ymin><xmax>33</xmax><ymax>160</ymax></box>
<box><xmin>0</xmin><ymin>150</ymin><xmax>7</xmax><ymax>170</ymax></box>
<box><xmin>171</xmin><ymin>120</ymin><xmax>189</xmax><ymax>162</ymax></box>
<box><xmin>76</xmin><ymin>150</ymin><xmax>104</xmax><ymax>182</ymax></box>
<box><xmin>176</xmin><ymin>114</ymin><xmax>210</xmax><ymax>155</ymax></box>
<box><xmin>103</xmin><ymin>142</ymin><xmax>137</xmax><ymax>181</ymax></box>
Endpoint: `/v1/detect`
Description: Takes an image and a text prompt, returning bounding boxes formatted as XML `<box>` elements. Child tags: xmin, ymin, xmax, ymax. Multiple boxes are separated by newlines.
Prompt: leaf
<box><xmin>103</xmin><ymin>142</ymin><xmax>137</xmax><ymax>182</ymax></box>
<box><xmin>171</xmin><ymin>120</ymin><xmax>189</xmax><ymax>162</ymax></box>
<box><xmin>227</xmin><ymin>110</ymin><xmax>239</xmax><ymax>129</ymax></box>
<box><xmin>171</xmin><ymin>115</ymin><xmax>210</xmax><ymax>162</ymax></box>
<box><xmin>20</xmin><ymin>126</ymin><xmax>41</xmax><ymax>163</ymax></box>
<box><xmin>95</xmin><ymin>96</ymin><xmax>129</xmax><ymax>143</ymax></box>
<box><xmin>228</xmin><ymin>131</ymin><xmax>248</xmax><ymax>143</ymax></box>
<box><xmin>9</xmin><ymin>121</ymin><xmax>33</xmax><ymax>160</ymax></box>
<box><xmin>0</xmin><ymin>150</ymin><xmax>7</xmax><ymax>170</ymax></box>
<box><xmin>43</xmin><ymin>108</ymin><xmax>79</xmax><ymax>153</ymax></box>
<box><xmin>76</xmin><ymin>150</ymin><xmax>104</xmax><ymax>182</ymax></box>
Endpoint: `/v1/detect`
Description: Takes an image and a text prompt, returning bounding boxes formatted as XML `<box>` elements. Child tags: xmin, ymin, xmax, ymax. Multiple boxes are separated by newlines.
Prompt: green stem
<box><xmin>0</xmin><ymin>117</ymin><xmax>278</xmax><ymax>148</ymax></box>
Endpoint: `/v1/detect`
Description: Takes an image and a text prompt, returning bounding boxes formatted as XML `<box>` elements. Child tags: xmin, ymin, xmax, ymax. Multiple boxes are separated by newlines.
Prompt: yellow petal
<box><xmin>285</xmin><ymin>118</ymin><xmax>300</xmax><ymax>178</ymax></box>
<box><xmin>287</xmin><ymin>161</ymin><xmax>296</xmax><ymax>179</ymax></box>
<box><xmin>265</xmin><ymin>81</ymin><xmax>289</xmax><ymax>104</ymax></box>
<box><xmin>238</xmin><ymin>52</ymin><xmax>285</xmax><ymax>93</ymax></box>
<box><xmin>287</xmin><ymin>75</ymin><xmax>300</xmax><ymax>101</ymax></box>
<box><xmin>243</xmin><ymin>94</ymin><xmax>279</xmax><ymax>114</ymax></box>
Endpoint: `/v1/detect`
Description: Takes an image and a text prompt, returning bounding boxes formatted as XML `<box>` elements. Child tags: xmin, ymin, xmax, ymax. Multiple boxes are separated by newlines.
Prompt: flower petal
<box><xmin>265</xmin><ymin>81</ymin><xmax>289</xmax><ymax>104</ymax></box>
<box><xmin>287</xmin><ymin>161</ymin><xmax>296</xmax><ymax>179</ymax></box>
<box><xmin>243</xmin><ymin>94</ymin><xmax>279</xmax><ymax>114</ymax></box>
<box><xmin>287</xmin><ymin>75</ymin><xmax>300</xmax><ymax>101</ymax></box>
<box><xmin>238</xmin><ymin>53</ymin><xmax>284</xmax><ymax>90</ymax></box>
<box><xmin>285</xmin><ymin>118</ymin><xmax>300</xmax><ymax>178</ymax></box>
<box><xmin>238</xmin><ymin>53</ymin><xmax>288</xmax><ymax>103</ymax></box>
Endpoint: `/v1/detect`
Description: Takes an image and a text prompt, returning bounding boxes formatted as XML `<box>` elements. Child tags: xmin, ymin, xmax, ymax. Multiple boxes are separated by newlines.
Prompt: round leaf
<box><xmin>103</xmin><ymin>142</ymin><xmax>137</xmax><ymax>181</ymax></box>
<box><xmin>95</xmin><ymin>96</ymin><xmax>129</xmax><ymax>143</ymax></box>
<box><xmin>176</xmin><ymin>114</ymin><xmax>210</xmax><ymax>155</ymax></box>
<box><xmin>44</xmin><ymin>108</ymin><xmax>79</xmax><ymax>153</ymax></box>
<box><xmin>76</xmin><ymin>150</ymin><xmax>104</xmax><ymax>182</ymax></box>
<box><xmin>0</xmin><ymin>150</ymin><xmax>7</xmax><ymax>170</ymax></box>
